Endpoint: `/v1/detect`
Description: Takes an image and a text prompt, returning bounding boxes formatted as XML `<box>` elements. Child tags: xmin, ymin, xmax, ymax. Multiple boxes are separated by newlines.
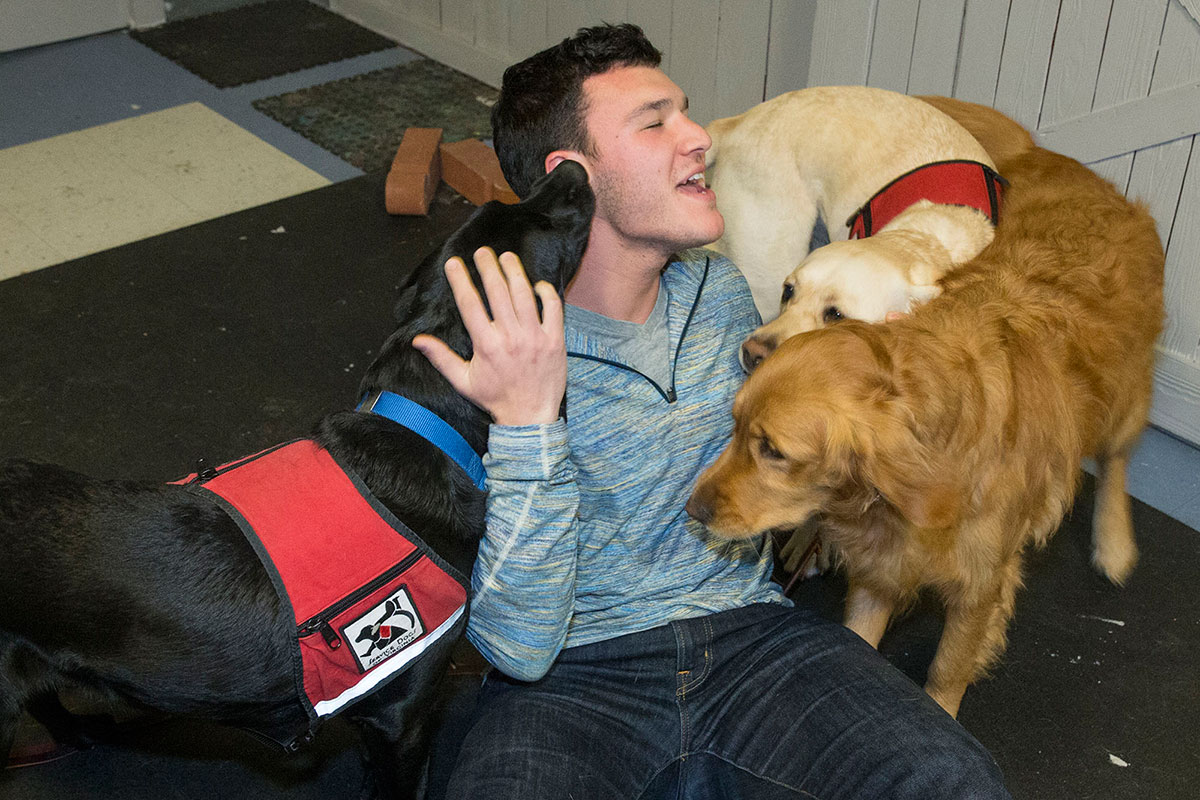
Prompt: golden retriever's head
<box><xmin>690</xmin><ymin>322</ymin><xmax>963</xmax><ymax>537</ymax></box>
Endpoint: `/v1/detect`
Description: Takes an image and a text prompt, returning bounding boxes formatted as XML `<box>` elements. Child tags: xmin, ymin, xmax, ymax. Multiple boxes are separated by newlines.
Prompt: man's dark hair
<box><xmin>491</xmin><ymin>23</ymin><xmax>661</xmax><ymax>198</ymax></box>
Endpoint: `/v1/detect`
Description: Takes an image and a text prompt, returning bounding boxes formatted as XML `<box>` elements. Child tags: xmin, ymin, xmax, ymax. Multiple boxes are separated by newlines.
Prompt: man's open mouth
<box><xmin>678</xmin><ymin>171</ymin><xmax>711</xmax><ymax>196</ymax></box>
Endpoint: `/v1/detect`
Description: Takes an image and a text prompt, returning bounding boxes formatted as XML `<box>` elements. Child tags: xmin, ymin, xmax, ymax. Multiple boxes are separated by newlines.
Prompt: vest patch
<box><xmin>345</xmin><ymin>585</ymin><xmax>426</xmax><ymax>671</ymax></box>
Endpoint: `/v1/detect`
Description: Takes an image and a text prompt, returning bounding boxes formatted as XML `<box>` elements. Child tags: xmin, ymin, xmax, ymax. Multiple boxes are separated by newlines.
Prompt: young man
<box><xmin>413</xmin><ymin>24</ymin><xmax>1011</xmax><ymax>799</ymax></box>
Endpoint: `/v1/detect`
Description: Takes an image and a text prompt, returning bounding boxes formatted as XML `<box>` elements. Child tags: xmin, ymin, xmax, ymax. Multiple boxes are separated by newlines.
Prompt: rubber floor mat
<box><xmin>131</xmin><ymin>0</ymin><xmax>397</xmax><ymax>88</ymax></box>
<box><xmin>252</xmin><ymin>59</ymin><xmax>498</xmax><ymax>172</ymax></box>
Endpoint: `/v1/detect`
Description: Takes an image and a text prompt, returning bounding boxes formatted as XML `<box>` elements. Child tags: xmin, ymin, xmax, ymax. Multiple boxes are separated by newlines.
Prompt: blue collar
<box><xmin>357</xmin><ymin>390</ymin><xmax>487</xmax><ymax>490</ymax></box>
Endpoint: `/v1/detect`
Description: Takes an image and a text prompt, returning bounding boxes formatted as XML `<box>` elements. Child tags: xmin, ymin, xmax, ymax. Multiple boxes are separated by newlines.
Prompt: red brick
<box><xmin>385</xmin><ymin>127</ymin><xmax>443</xmax><ymax>215</ymax></box>
<box><xmin>440</xmin><ymin>139</ymin><xmax>519</xmax><ymax>205</ymax></box>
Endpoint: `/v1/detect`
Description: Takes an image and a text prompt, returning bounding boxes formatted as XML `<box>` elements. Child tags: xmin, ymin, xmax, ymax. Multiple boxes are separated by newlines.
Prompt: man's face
<box><xmin>578</xmin><ymin>65</ymin><xmax>724</xmax><ymax>254</ymax></box>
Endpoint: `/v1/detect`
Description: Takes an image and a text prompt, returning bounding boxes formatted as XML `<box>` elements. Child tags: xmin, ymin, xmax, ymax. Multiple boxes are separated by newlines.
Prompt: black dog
<box><xmin>0</xmin><ymin>160</ymin><xmax>593</xmax><ymax>798</ymax></box>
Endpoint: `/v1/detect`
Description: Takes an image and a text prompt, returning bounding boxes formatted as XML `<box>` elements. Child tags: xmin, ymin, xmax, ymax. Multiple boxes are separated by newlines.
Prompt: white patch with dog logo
<box><xmin>343</xmin><ymin>587</ymin><xmax>425</xmax><ymax>672</ymax></box>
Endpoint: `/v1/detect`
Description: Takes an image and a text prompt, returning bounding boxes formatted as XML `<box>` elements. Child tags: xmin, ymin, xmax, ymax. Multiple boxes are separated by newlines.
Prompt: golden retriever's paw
<box><xmin>1092</xmin><ymin>538</ymin><xmax>1138</xmax><ymax>586</ymax></box>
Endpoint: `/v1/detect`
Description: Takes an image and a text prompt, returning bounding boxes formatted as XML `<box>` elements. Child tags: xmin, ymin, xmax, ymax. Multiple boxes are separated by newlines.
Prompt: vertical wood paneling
<box><xmin>477</xmin><ymin>0</ymin><xmax>511</xmax><ymax>57</ymax></box>
<box><xmin>1087</xmin><ymin>0</ymin><xmax>1166</xmax><ymax>190</ymax></box>
<box><xmin>668</xmin><ymin>0</ymin><xmax>720</xmax><ymax>126</ymax></box>
<box><xmin>1128</xmin><ymin>1</ymin><xmax>1200</xmax><ymax>252</ymax></box>
<box><xmin>400</xmin><ymin>0</ymin><xmax>439</xmax><ymax>27</ymax></box>
<box><xmin>547</xmin><ymin>0</ymin><xmax>589</xmax><ymax>42</ymax></box>
<box><xmin>992</xmin><ymin>0</ymin><xmax>1060</xmax><ymax>127</ymax></box>
<box><xmin>953</xmin><ymin>0</ymin><xmax>1011</xmax><ymax>103</ymax></box>
<box><xmin>764</xmin><ymin>0</ymin><xmax>818</xmax><ymax>98</ymax></box>
<box><xmin>509</xmin><ymin>0</ymin><xmax>549</xmax><ymax>61</ymax></box>
<box><xmin>627</xmin><ymin>2</ymin><xmax>674</xmax><ymax>73</ymax></box>
<box><xmin>867</xmin><ymin>0</ymin><xmax>919</xmax><ymax>91</ymax></box>
<box><xmin>713</xmin><ymin>0</ymin><xmax>771</xmax><ymax>119</ymax></box>
<box><xmin>1038</xmin><ymin>0</ymin><xmax>1109</xmax><ymax>127</ymax></box>
<box><xmin>1162</xmin><ymin>139</ymin><xmax>1200</xmax><ymax>359</ymax></box>
<box><xmin>441</xmin><ymin>0</ymin><xmax>475</xmax><ymax>42</ymax></box>
<box><xmin>907</xmin><ymin>0</ymin><xmax>967</xmax><ymax>96</ymax></box>
<box><xmin>808</xmin><ymin>0</ymin><xmax>876</xmax><ymax>86</ymax></box>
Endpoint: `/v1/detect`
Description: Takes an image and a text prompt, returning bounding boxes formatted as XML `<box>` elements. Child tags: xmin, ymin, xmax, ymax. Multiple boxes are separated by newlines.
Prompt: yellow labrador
<box><xmin>705</xmin><ymin>86</ymin><xmax>1000</xmax><ymax>340</ymax></box>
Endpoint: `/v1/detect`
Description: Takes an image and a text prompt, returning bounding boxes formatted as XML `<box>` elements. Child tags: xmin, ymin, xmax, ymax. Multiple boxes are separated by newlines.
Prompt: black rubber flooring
<box><xmin>253</xmin><ymin>59</ymin><xmax>498</xmax><ymax>172</ymax></box>
<box><xmin>1</xmin><ymin>172</ymin><xmax>1197</xmax><ymax>798</ymax></box>
<box><xmin>131</xmin><ymin>0</ymin><xmax>397</xmax><ymax>88</ymax></box>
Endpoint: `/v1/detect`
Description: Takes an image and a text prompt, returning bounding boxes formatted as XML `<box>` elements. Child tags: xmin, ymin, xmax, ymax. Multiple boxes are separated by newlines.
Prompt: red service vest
<box><xmin>172</xmin><ymin>439</ymin><xmax>469</xmax><ymax>747</ymax></box>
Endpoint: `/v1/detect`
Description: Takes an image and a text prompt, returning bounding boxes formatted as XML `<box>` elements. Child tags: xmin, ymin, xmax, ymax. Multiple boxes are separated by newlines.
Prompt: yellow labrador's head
<box><xmin>690</xmin><ymin>322</ymin><xmax>963</xmax><ymax>538</ymax></box>
<box><xmin>740</xmin><ymin>233</ymin><xmax>948</xmax><ymax>371</ymax></box>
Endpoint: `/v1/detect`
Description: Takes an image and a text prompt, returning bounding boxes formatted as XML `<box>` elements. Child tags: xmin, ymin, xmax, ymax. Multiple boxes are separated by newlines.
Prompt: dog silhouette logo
<box><xmin>344</xmin><ymin>586</ymin><xmax>426</xmax><ymax>671</ymax></box>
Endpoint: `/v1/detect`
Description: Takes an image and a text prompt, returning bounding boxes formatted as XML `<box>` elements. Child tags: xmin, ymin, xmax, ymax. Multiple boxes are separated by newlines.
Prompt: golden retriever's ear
<box><xmin>874</xmin><ymin>468</ymin><xmax>963</xmax><ymax>529</ymax></box>
<box><xmin>862</xmin><ymin>421</ymin><xmax>963</xmax><ymax>530</ymax></box>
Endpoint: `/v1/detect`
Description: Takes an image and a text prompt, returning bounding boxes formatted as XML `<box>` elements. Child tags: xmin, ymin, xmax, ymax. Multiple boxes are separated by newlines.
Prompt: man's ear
<box><xmin>546</xmin><ymin>150</ymin><xmax>591</xmax><ymax>179</ymax></box>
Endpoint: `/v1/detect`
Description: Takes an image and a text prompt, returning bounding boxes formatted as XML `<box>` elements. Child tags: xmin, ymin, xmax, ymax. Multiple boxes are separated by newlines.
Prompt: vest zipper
<box><xmin>296</xmin><ymin>548</ymin><xmax>425</xmax><ymax>649</ymax></box>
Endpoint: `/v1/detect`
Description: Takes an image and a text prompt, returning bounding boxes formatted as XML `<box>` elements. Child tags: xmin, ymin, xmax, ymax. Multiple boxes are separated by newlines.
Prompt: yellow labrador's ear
<box><xmin>905</xmin><ymin>282</ymin><xmax>943</xmax><ymax>310</ymax></box>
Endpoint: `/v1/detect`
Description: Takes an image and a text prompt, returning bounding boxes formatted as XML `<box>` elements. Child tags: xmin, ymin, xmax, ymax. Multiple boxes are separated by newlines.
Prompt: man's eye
<box><xmin>758</xmin><ymin>438</ymin><xmax>785</xmax><ymax>461</ymax></box>
<box><xmin>645</xmin><ymin>121</ymin><xmax>663</xmax><ymax>129</ymax></box>
<box><xmin>780</xmin><ymin>283</ymin><xmax>795</xmax><ymax>304</ymax></box>
<box><xmin>822</xmin><ymin>306</ymin><xmax>843</xmax><ymax>323</ymax></box>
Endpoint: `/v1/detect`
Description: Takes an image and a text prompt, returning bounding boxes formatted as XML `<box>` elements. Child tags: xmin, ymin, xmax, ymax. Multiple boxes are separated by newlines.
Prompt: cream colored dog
<box><xmin>705</xmin><ymin>86</ymin><xmax>999</xmax><ymax>335</ymax></box>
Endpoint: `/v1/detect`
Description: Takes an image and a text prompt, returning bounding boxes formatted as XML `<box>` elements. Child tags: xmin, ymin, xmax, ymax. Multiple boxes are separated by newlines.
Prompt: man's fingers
<box><xmin>533</xmin><ymin>280</ymin><xmax>563</xmax><ymax>331</ymax></box>
<box><xmin>473</xmin><ymin>247</ymin><xmax>519</xmax><ymax>329</ymax></box>
<box><xmin>498</xmin><ymin>251</ymin><xmax>541</xmax><ymax>324</ymax></box>
<box><xmin>444</xmin><ymin>258</ymin><xmax>493</xmax><ymax>339</ymax></box>
<box><xmin>412</xmin><ymin>334</ymin><xmax>470</xmax><ymax>394</ymax></box>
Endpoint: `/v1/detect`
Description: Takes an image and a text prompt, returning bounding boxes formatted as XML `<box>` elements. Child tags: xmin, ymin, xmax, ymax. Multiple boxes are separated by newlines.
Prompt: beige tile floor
<box><xmin>0</xmin><ymin>102</ymin><xmax>329</xmax><ymax>281</ymax></box>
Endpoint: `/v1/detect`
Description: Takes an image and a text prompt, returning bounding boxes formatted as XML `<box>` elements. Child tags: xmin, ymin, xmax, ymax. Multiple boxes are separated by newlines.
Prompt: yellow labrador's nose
<box><xmin>740</xmin><ymin>335</ymin><xmax>776</xmax><ymax>372</ymax></box>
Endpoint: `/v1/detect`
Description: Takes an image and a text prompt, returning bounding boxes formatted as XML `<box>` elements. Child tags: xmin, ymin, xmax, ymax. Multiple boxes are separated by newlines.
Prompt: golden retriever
<box><xmin>688</xmin><ymin>98</ymin><xmax>1165</xmax><ymax>718</ymax></box>
<box><xmin>705</xmin><ymin>86</ymin><xmax>1000</xmax><ymax>324</ymax></box>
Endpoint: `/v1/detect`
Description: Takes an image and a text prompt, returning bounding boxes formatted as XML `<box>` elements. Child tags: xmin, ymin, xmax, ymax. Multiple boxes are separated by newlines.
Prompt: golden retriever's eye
<box><xmin>780</xmin><ymin>283</ymin><xmax>795</xmax><ymax>304</ymax></box>
<box><xmin>822</xmin><ymin>306</ymin><xmax>843</xmax><ymax>324</ymax></box>
<box><xmin>757</xmin><ymin>436</ymin><xmax>785</xmax><ymax>461</ymax></box>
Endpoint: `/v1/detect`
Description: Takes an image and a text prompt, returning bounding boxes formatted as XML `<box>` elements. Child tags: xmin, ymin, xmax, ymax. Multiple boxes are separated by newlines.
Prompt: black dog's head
<box><xmin>359</xmin><ymin>160</ymin><xmax>593</xmax><ymax>434</ymax></box>
<box><xmin>439</xmin><ymin>159</ymin><xmax>594</xmax><ymax>303</ymax></box>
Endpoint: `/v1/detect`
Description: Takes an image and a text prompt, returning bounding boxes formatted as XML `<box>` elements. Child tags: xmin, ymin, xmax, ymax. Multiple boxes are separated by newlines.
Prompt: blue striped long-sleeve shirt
<box><xmin>467</xmin><ymin>248</ymin><xmax>788</xmax><ymax>680</ymax></box>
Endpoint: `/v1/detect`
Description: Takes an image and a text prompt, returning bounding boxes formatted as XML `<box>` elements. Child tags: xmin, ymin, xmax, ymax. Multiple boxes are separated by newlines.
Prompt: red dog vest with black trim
<box><xmin>172</xmin><ymin>439</ymin><xmax>469</xmax><ymax>748</ymax></box>
<box><xmin>846</xmin><ymin>159</ymin><xmax>1007</xmax><ymax>239</ymax></box>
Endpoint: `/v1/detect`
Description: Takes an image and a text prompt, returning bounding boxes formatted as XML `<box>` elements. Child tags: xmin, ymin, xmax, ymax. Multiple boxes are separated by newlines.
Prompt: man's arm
<box><xmin>414</xmin><ymin>248</ymin><xmax>579</xmax><ymax>680</ymax></box>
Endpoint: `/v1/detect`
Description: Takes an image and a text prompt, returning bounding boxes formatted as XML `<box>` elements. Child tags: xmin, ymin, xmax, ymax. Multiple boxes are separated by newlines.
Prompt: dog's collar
<box><xmin>845</xmin><ymin>160</ymin><xmax>1007</xmax><ymax>239</ymax></box>
<box><xmin>357</xmin><ymin>390</ymin><xmax>487</xmax><ymax>490</ymax></box>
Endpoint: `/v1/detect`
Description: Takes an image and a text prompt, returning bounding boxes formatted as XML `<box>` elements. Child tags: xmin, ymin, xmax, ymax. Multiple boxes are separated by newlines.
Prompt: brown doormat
<box><xmin>131</xmin><ymin>0</ymin><xmax>398</xmax><ymax>88</ymax></box>
<box><xmin>253</xmin><ymin>59</ymin><xmax>498</xmax><ymax>173</ymax></box>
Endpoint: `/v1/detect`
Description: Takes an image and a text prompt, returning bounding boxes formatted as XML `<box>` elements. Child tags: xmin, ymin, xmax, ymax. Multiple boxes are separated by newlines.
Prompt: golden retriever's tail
<box><xmin>916</xmin><ymin>96</ymin><xmax>1035</xmax><ymax>170</ymax></box>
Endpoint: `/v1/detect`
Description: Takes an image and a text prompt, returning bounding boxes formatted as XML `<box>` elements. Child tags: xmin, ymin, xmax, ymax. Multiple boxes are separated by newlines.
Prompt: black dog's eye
<box><xmin>822</xmin><ymin>306</ymin><xmax>843</xmax><ymax>324</ymax></box>
<box><xmin>780</xmin><ymin>283</ymin><xmax>795</xmax><ymax>304</ymax></box>
<box><xmin>758</xmin><ymin>437</ymin><xmax>785</xmax><ymax>461</ymax></box>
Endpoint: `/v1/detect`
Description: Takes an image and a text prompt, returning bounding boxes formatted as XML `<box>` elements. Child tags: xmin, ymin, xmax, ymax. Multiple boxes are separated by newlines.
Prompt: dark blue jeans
<box><xmin>446</xmin><ymin>603</ymin><xmax>1010</xmax><ymax>799</ymax></box>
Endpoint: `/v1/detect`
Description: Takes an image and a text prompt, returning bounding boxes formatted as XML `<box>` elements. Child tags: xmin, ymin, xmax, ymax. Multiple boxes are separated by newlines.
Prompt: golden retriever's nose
<box><xmin>685</xmin><ymin>491</ymin><xmax>713</xmax><ymax>524</ymax></box>
<box><xmin>741</xmin><ymin>335</ymin><xmax>776</xmax><ymax>372</ymax></box>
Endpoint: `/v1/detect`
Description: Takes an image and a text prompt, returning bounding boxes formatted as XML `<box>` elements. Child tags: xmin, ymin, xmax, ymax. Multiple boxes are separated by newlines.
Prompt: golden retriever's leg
<box><xmin>1092</xmin><ymin>450</ymin><xmax>1137</xmax><ymax>585</ymax></box>
<box><xmin>844</xmin><ymin>580</ymin><xmax>895</xmax><ymax>648</ymax></box>
<box><xmin>925</xmin><ymin>560</ymin><xmax>1020</xmax><ymax>718</ymax></box>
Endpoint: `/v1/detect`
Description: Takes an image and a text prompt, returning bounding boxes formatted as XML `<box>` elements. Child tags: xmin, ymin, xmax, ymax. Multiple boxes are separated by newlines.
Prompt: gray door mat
<box><xmin>131</xmin><ymin>0</ymin><xmax>398</xmax><ymax>88</ymax></box>
<box><xmin>253</xmin><ymin>59</ymin><xmax>498</xmax><ymax>173</ymax></box>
